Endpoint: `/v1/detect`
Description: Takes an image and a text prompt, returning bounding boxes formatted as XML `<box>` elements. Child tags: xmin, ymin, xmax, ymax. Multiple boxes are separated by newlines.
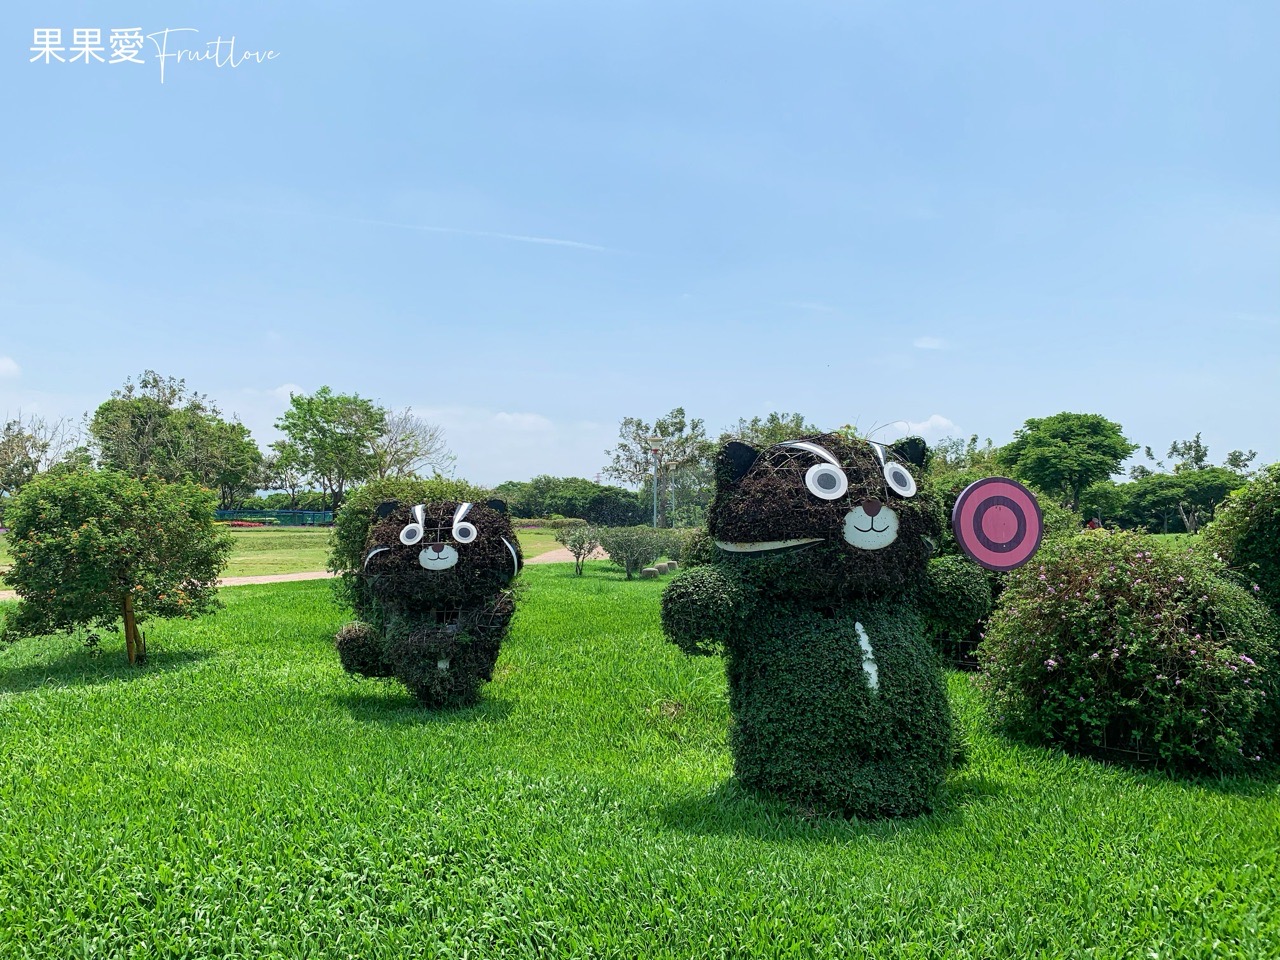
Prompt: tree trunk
<box><xmin>122</xmin><ymin>592</ymin><xmax>139</xmax><ymax>665</ymax></box>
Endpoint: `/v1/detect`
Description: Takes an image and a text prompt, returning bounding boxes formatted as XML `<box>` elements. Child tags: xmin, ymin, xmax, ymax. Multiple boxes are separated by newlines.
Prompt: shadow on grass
<box><xmin>0</xmin><ymin>646</ymin><xmax>213</xmax><ymax>694</ymax></box>
<box><xmin>654</xmin><ymin>770</ymin><xmax>1003</xmax><ymax>843</ymax></box>
<box><xmin>334</xmin><ymin>687</ymin><xmax>514</xmax><ymax>726</ymax></box>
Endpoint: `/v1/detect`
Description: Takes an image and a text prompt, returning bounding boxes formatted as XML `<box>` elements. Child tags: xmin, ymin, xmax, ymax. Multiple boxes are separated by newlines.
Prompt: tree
<box><xmin>1168</xmin><ymin>433</ymin><xmax>1210</xmax><ymax>473</ymax></box>
<box><xmin>369</xmin><ymin>407</ymin><xmax>453</xmax><ymax>479</ymax></box>
<box><xmin>275</xmin><ymin>387</ymin><xmax>385</xmax><ymax>511</ymax></box>
<box><xmin>264</xmin><ymin>440</ymin><xmax>307</xmax><ymax>510</ymax></box>
<box><xmin>1</xmin><ymin>469</ymin><xmax>232</xmax><ymax>664</ymax></box>
<box><xmin>1224</xmin><ymin>448</ymin><xmax>1258</xmax><ymax>476</ymax></box>
<box><xmin>89</xmin><ymin>371</ymin><xmax>263</xmax><ymax>500</ymax></box>
<box><xmin>928</xmin><ymin>435</ymin><xmax>1002</xmax><ymax>475</ymax></box>
<box><xmin>1000</xmin><ymin>412</ymin><xmax>1136</xmax><ymax>509</ymax></box>
<box><xmin>720</xmin><ymin>412</ymin><xmax>820</xmax><ymax>448</ymax></box>
<box><xmin>604</xmin><ymin>408</ymin><xmax>713</xmax><ymax>528</ymax></box>
<box><xmin>0</xmin><ymin>414</ymin><xmax>84</xmax><ymax>521</ymax></box>
<box><xmin>207</xmin><ymin>419</ymin><xmax>264</xmax><ymax>509</ymax></box>
<box><xmin>554</xmin><ymin>524</ymin><xmax>601</xmax><ymax>575</ymax></box>
<box><xmin>1126</xmin><ymin>468</ymin><xmax>1245</xmax><ymax>534</ymax></box>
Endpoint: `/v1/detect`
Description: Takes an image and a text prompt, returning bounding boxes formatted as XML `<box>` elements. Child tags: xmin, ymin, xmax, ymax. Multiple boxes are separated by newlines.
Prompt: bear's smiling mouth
<box><xmin>851</xmin><ymin>520</ymin><xmax>890</xmax><ymax>534</ymax></box>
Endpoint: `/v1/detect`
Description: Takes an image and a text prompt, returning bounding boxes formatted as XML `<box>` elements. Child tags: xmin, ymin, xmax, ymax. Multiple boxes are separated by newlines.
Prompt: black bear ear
<box><xmin>891</xmin><ymin>436</ymin><xmax>929</xmax><ymax>470</ymax></box>
<box><xmin>722</xmin><ymin>441</ymin><xmax>761</xmax><ymax>483</ymax></box>
<box><xmin>486</xmin><ymin>498</ymin><xmax>508</xmax><ymax>515</ymax></box>
<box><xmin>375</xmin><ymin>500</ymin><xmax>400</xmax><ymax>520</ymax></box>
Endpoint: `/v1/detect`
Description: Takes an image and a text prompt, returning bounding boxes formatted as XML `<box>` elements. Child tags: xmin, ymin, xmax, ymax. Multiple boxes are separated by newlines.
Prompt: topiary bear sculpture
<box><xmin>661</xmin><ymin>433</ymin><xmax>1041</xmax><ymax>818</ymax></box>
<box><xmin>335</xmin><ymin>499</ymin><xmax>522</xmax><ymax>708</ymax></box>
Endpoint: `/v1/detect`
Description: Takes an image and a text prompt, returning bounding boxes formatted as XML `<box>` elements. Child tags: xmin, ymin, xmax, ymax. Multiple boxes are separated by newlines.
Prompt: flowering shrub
<box><xmin>981</xmin><ymin>529</ymin><xmax>1279</xmax><ymax>773</ymax></box>
<box><xmin>1201</xmin><ymin>463</ymin><xmax>1280</xmax><ymax>620</ymax></box>
<box><xmin>226</xmin><ymin>520</ymin><xmax>267</xmax><ymax>528</ymax></box>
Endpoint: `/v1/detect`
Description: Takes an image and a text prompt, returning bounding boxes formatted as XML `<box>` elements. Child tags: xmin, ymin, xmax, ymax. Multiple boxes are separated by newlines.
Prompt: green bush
<box><xmin>981</xmin><ymin>529</ymin><xmax>1279</xmax><ymax>773</ymax></box>
<box><xmin>1202</xmin><ymin>464</ymin><xmax>1280</xmax><ymax>619</ymax></box>
<box><xmin>678</xmin><ymin>528</ymin><xmax>717</xmax><ymax>568</ymax></box>
<box><xmin>921</xmin><ymin>555</ymin><xmax>993</xmax><ymax>665</ymax></box>
<box><xmin>596</xmin><ymin>526</ymin><xmax>662</xmax><ymax>580</ymax></box>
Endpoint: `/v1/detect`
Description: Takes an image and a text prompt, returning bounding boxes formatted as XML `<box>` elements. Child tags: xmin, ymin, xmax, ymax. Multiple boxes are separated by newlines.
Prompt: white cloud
<box><xmin>912</xmin><ymin>336</ymin><xmax>947</xmax><ymax>350</ymax></box>
<box><xmin>0</xmin><ymin>356</ymin><xmax>20</xmax><ymax>378</ymax></box>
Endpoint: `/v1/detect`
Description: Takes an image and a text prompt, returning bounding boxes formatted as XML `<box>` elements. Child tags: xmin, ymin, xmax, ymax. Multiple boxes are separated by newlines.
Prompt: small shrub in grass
<box><xmin>921</xmin><ymin>555</ymin><xmax>993</xmax><ymax>665</ymax></box>
<box><xmin>981</xmin><ymin>529</ymin><xmax>1279</xmax><ymax>772</ymax></box>
<box><xmin>554</xmin><ymin>524</ymin><xmax>600</xmax><ymax>575</ymax></box>
<box><xmin>677</xmin><ymin>528</ymin><xmax>716</xmax><ymax>568</ymax></box>
<box><xmin>1201</xmin><ymin>463</ymin><xmax>1280</xmax><ymax>619</ymax></box>
<box><xmin>597</xmin><ymin>526</ymin><xmax>662</xmax><ymax>580</ymax></box>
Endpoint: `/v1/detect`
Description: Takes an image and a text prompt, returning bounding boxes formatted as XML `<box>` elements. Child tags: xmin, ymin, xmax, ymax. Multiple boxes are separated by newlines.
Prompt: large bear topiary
<box><xmin>335</xmin><ymin>498</ymin><xmax>522</xmax><ymax>708</ymax></box>
<box><xmin>661</xmin><ymin>433</ymin><xmax>1042</xmax><ymax>818</ymax></box>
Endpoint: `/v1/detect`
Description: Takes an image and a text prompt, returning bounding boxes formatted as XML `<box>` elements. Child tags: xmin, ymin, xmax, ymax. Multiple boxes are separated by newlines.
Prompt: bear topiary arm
<box><xmin>661</xmin><ymin>565</ymin><xmax>753</xmax><ymax>657</ymax></box>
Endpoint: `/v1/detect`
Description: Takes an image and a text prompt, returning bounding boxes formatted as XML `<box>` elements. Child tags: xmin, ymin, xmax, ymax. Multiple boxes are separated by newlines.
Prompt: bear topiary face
<box><xmin>708</xmin><ymin>433</ymin><xmax>940</xmax><ymax>599</ymax></box>
<box><xmin>360</xmin><ymin>499</ymin><xmax>522</xmax><ymax>613</ymax></box>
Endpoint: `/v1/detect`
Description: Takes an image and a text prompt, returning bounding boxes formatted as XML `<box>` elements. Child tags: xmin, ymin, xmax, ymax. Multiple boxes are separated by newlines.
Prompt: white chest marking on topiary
<box><xmin>419</xmin><ymin>545</ymin><xmax>460</xmax><ymax>570</ymax></box>
<box><xmin>714</xmin><ymin>538</ymin><xmax>823</xmax><ymax>553</ymax></box>
<box><xmin>843</xmin><ymin>506</ymin><xmax>899</xmax><ymax>550</ymax></box>
<box><xmin>854</xmin><ymin>621</ymin><xmax>879</xmax><ymax>691</ymax></box>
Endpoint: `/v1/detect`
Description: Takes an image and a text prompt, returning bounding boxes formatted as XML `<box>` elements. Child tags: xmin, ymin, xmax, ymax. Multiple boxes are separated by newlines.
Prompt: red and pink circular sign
<box><xmin>951</xmin><ymin>477</ymin><xmax>1043</xmax><ymax>572</ymax></box>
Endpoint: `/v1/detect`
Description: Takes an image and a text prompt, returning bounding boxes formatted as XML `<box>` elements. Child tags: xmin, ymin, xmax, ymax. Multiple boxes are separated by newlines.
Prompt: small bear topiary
<box><xmin>662</xmin><ymin>433</ymin><xmax>1001</xmax><ymax>818</ymax></box>
<box><xmin>981</xmin><ymin>528</ymin><xmax>1279</xmax><ymax>772</ymax></box>
<box><xmin>333</xmin><ymin>497</ymin><xmax>522</xmax><ymax>708</ymax></box>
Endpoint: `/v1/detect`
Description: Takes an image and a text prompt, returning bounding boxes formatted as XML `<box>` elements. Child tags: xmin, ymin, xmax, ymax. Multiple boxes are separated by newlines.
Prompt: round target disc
<box><xmin>952</xmin><ymin>477</ymin><xmax>1043</xmax><ymax>572</ymax></box>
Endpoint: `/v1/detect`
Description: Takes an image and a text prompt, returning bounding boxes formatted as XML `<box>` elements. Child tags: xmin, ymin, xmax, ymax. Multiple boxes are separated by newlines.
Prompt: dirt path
<box><xmin>524</xmin><ymin>546</ymin><xmax>607</xmax><ymax>565</ymax></box>
<box><xmin>0</xmin><ymin>570</ymin><xmax>337</xmax><ymax>603</ymax></box>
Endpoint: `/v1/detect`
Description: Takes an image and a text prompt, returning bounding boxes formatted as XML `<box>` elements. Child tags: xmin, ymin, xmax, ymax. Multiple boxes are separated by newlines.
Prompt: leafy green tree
<box><xmin>1079</xmin><ymin>479</ymin><xmax>1131</xmax><ymax>525</ymax></box>
<box><xmin>1000</xmin><ymin>412</ymin><xmax>1136</xmax><ymax>510</ymax></box>
<box><xmin>720</xmin><ymin>412</ymin><xmax>820</xmax><ymax>448</ymax></box>
<box><xmin>1224</xmin><ymin>449</ymin><xmax>1258</xmax><ymax>476</ymax></box>
<box><xmin>275</xmin><ymin>387</ymin><xmax>385</xmax><ymax>511</ymax></box>
<box><xmin>89</xmin><ymin>372</ymin><xmax>262</xmax><ymax>506</ymax></box>
<box><xmin>1126</xmin><ymin>468</ymin><xmax>1246</xmax><ymax>534</ymax></box>
<box><xmin>1168</xmin><ymin>433</ymin><xmax>1210</xmax><ymax>472</ymax></box>
<box><xmin>1</xmin><ymin>469</ymin><xmax>232</xmax><ymax>664</ymax></box>
<box><xmin>604</xmin><ymin>408</ymin><xmax>713</xmax><ymax>528</ymax></box>
<box><xmin>927</xmin><ymin>435</ymin><xmax>1002</xmax><ymax>475</ymax></box>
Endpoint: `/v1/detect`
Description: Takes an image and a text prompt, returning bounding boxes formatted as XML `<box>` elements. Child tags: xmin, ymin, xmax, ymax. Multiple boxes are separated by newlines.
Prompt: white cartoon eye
<box><xmin>883</xmin><ymin>462</ymin><xmax>917</xmax><ymax>497</ymax></box>
<box><xmin>400</xmin><ymin>523</ymin><xmax>425</xmax><ymax>546</ymax></box>
<box><xmin>805</xmin><ymin>463</ymin><xmax>848</xmax><ymax>500</ymax></box>
<box><xmin>453</xmin><ymin>521</ymin><xmax>477</xmax><ymax>544</ymax></box>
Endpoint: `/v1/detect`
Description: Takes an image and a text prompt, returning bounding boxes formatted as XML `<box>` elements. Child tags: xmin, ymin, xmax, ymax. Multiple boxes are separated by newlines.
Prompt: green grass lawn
<box><xmin>0</xmin><ymin>567</ymin><xmax>1276</xmax><ymax>957</ymax></box>
<box><xmin>221</xmin><ymin>527</ymin><xmax>335</xmax><ymax>577</ymax></box>
<box><xmin>514</xmin><ymin>526</ymin><xmax>561</xmax><ymax>559</ymax></box>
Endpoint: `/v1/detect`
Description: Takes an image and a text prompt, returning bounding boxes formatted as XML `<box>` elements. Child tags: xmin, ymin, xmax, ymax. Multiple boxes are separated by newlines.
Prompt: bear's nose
<box><xmin>861</xmin><ymin>498</ymin><xmax>882</xmax><ymax>517</ymax></box>
<box><xmin>428</xmin><ymin>542</ymin><xmax>446</xmax><ymax>554</ymax></box>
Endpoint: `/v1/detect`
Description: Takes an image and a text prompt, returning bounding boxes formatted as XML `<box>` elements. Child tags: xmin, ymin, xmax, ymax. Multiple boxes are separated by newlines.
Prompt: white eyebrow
<box><xmin>867</xmin><ymin>441</ymin><xmax>888</xmax><ymax>466</ymax></box>
<box><xmin>779</xmin><ymin>440</ymin><xmax>840</xmax><ymax>466</ymax></box>
<box><xmin>453</xmin><ymin>502</ymin><xmax>472</xmax><ymax>524</ymax></box>
<box><xmin>412</xmin><ymin>504</ymin><xmax>426</xmax><ymax>525</ymax></box>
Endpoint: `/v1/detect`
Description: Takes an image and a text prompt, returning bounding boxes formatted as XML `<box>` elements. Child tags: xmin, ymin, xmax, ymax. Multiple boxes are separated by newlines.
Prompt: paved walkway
<box><xmin>0</xmin><ymin>570</ymin><xmax>337</xmax><ymax>602</ymax></box>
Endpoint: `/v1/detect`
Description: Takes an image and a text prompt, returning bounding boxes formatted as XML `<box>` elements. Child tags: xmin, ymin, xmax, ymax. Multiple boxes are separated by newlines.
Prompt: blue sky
<box><xmin>3</xmin><ymin>1</ymin><xmax>1277</xmax><ymax>485</ymax></box>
